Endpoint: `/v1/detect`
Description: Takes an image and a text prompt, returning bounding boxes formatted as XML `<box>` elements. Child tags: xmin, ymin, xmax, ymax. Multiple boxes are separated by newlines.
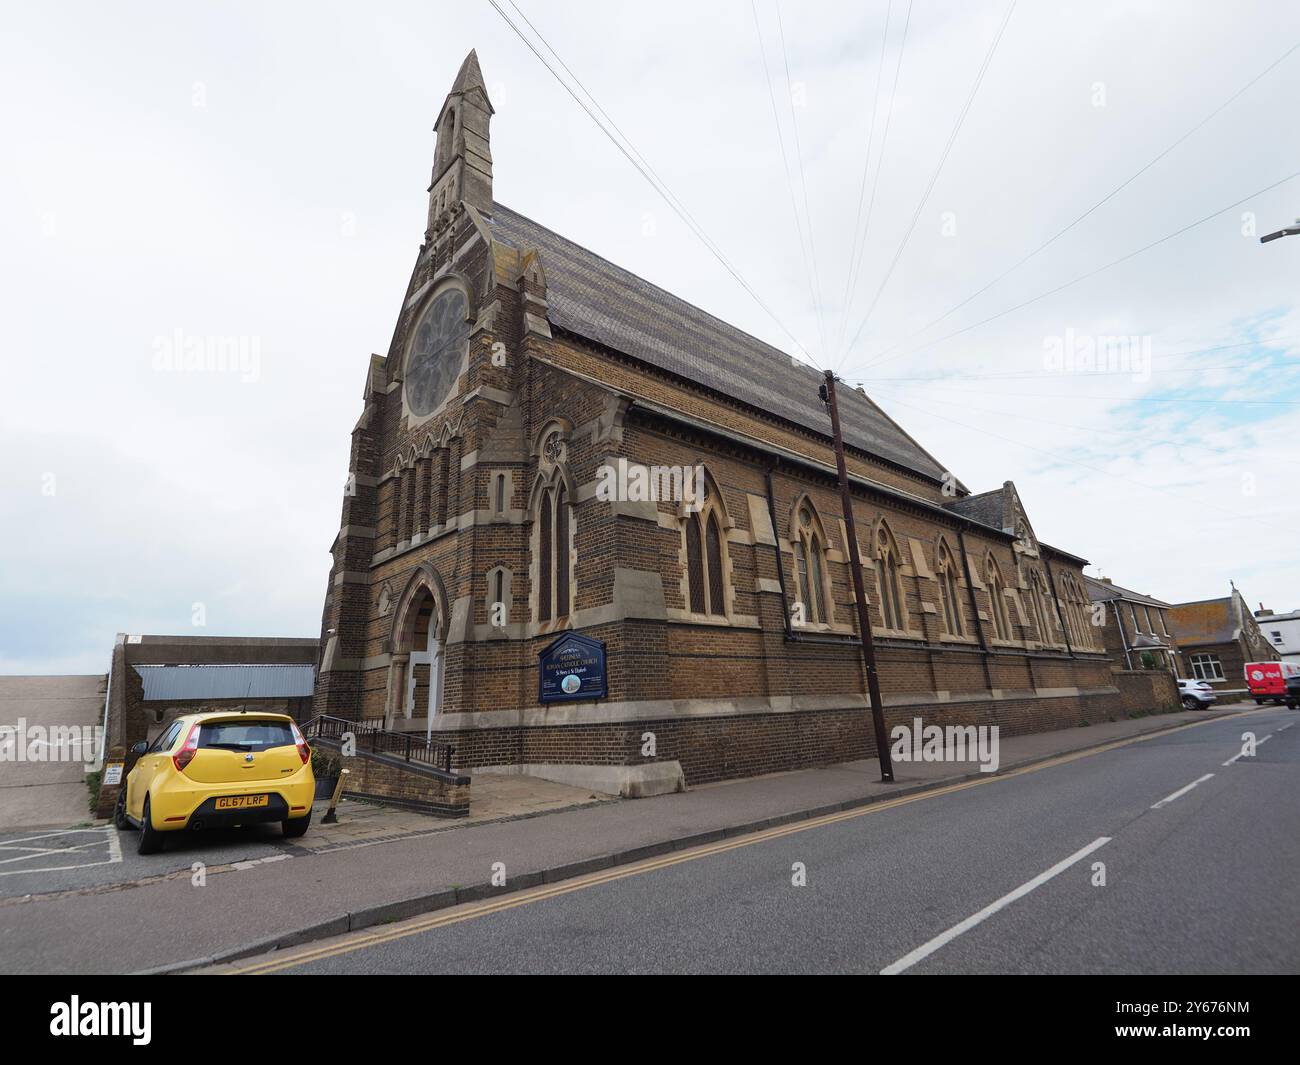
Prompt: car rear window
<box><xmin>198</xmin><ymin>720</ymin><xmax>296</xmax><ymax>752</ymax></box>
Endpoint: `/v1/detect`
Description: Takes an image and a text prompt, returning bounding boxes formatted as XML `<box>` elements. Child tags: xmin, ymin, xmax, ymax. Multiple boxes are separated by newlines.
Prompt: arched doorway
<box><xmin>387</xmin><ymin>565</ymin><xmax>449</xmax><ymax>733</ymax></box>
<box><xmin>405</xmin><ymin>589</ymin><xmax>445</xmax><ymax>732</ymax></box>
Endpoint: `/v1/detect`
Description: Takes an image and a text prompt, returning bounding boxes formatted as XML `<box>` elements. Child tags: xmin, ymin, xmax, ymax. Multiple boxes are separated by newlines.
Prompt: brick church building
<box><xmin>313</xmin><ymin>51</ymin><xmax>1121</xmax><ymax>793</ymax></box>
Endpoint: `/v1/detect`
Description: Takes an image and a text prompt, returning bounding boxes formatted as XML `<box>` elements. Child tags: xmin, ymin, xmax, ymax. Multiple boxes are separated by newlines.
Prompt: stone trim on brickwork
<box><xmin>412</xmin><ymin>683</ymin><xmax>1121</xmax><ymax>731</ymax></box>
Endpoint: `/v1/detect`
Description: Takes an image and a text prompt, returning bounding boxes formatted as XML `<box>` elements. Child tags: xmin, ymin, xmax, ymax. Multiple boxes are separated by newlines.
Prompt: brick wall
<box><xmin>313</xmin><ymin>737</ymin><xmax>471</xmax><ymax>817</ymax></box>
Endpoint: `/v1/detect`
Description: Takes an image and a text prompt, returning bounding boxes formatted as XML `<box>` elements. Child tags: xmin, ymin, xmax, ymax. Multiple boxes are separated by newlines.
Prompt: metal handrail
<box><xmin>303</xmin><ymin>714</ymin><xmax>456</xmax><ymax>774</ymax></box>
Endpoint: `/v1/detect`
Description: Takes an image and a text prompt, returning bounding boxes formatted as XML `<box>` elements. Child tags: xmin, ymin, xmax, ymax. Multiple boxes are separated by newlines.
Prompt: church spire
<box><xmin>426</xmin><ymin>49</ymin><xmax>494</xmax><ymax>238</ymax></box>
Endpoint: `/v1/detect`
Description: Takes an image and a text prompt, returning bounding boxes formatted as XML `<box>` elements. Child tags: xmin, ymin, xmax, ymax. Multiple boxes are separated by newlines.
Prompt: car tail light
<box><xmin>173</xmin><ymin>723</ymin><xmax>201</xmax><ymax>773</ymax></box>
<box><xmin>291</xmin><ymin>721</ymin><xmax>310</xmax><ymax>764</ymax></box>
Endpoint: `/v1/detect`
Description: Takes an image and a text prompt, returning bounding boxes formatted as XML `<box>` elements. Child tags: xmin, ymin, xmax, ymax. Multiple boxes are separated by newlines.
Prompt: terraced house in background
<box><xmin>1085</xmin><ymin>576</ymin><xmax>1184</xmax><ymax>675</ymax></box>
<box><xmin>1169</xmin><ymin>584</ymin><xmax>1279</xmax><ymax>695</ymax></box>
<box><xmin>313</xmin><ymin>51</ymin><xmax>1124</xmax><ymax>794</ymax></box>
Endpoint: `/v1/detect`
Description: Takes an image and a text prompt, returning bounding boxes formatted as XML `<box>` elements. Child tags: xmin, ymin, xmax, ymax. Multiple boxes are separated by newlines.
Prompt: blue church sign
<box><xmin>538</xmin><ymin>632</ymin><xmax>608</xmax><ymax>703</ymax></box>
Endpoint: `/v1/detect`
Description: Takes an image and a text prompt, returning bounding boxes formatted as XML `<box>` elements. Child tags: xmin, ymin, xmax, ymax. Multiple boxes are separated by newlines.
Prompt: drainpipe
<box><xmin>765</xmin><ymin>465</ymin><xmax>793</xmax><ymax>640</ymax></box>
<box><xmin>1114</xmin><ymin>597</ymin><xmax>1134</xmax><ymax>670</ymax></box>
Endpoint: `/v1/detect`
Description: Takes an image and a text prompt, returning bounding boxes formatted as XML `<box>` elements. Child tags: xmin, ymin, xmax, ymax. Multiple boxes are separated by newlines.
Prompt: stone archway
<box><xmin>386</xmin><ymin>564</ymin><xmax>450</xmax><ymax>731</ymax></box>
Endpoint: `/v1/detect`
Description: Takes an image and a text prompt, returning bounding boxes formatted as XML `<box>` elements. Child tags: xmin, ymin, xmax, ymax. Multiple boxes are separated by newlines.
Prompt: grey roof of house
<box><xmin>486</xmin><ymin>204</ymin><xmax>948</xmax><ymax>482</ymax></box>
<box><xmin>134</xmin><ymin>664</ymin><xmax>315</xmax><ymax>702</ymax></box>
<box><xmin>943</xmin><ymin>491</ymin><xmax>1005</xmax><ymax>531</ymax></box>
<box><xmin>1084</xmin><ymin>576</ymin><xmax>1172</xmax><ymax>609</ymax></box>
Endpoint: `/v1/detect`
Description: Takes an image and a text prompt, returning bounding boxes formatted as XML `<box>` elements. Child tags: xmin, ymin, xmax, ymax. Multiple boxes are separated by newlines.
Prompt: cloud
<box><xmin>2</xmin><ymin>0</ymin><xmax>1299</xmax><ymax>671</ymax></box>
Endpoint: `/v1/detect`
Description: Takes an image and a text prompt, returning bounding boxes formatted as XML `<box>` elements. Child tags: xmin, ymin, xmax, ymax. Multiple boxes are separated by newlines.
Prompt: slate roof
<box><xmin>134</xmin><ymin>664</ymin><xmax>315</xmax><ymax>702</ymax></box>
<box><xmin>486</xmin><ymin>204</ymin><xmax>948</xmax><ymax>482</ymax></box>
<box><xmin>1084</xmin><ymin>576</ymin><xmax>1172</xmax><ymax>609</ymax></box>
<box><xmin>943</xmin><ymin>490</ymin><xmax>1005</xmax><ymax>531</ymax></box>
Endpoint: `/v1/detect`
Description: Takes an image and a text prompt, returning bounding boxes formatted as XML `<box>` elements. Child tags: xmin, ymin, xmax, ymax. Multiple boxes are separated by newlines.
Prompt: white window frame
<box><xmin>1190</xmin><ymin>653</ymin><xmax>1224</xmax><ymax>681</ymax></box>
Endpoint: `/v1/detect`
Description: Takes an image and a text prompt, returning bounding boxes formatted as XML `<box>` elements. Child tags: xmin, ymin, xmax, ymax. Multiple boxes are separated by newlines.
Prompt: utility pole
<box><xmin>820</xmin><ymin>370</ymin><xmax>894</xmax><ymax>782</ymax></box>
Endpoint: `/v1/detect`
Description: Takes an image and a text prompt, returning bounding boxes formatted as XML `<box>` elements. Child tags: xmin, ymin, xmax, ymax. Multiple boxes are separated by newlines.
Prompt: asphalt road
<box><xmin>230</xmin><ymin>707</ymin><xmax>1300</xmax><ymax>975</ymax></box>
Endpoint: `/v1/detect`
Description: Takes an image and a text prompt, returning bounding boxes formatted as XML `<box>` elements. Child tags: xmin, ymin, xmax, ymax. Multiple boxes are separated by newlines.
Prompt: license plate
<box><xmin>215</xmin><ymin>794</ymin><xmax>269</xmax><ymax>810</ymax></box>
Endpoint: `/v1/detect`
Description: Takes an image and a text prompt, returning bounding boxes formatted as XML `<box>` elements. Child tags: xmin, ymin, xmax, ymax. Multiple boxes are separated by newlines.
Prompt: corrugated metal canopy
<box><xmin>134</xmin><ymin>664</ymin><xmax>315</xmax><ymax>702</ymax></box>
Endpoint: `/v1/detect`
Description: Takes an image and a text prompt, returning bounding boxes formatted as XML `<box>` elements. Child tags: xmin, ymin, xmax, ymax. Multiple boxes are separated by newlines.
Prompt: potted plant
<box><xmin>311</xmin><ymin>748</ymin><xmax>342</xmax><ymax>800</ymax></box>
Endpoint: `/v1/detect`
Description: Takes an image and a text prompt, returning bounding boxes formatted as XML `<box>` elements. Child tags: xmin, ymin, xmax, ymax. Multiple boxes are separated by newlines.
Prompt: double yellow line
<box><xmin>219</xmin><ymin>708</ymin><xmax>1263</xmax><ymax>975</ymax></box>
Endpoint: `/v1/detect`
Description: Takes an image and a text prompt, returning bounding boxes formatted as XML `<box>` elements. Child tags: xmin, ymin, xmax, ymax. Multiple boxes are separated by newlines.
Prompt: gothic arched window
<box><xmin>683</xmin><ymin>481</ymin><xmax>729</xmax><ymax>618</ymax></box>
<box><xmin>936</xmin><ymin>538</ymin><xmax>963</xmax><ymax>637</ymax></box>
<box><xmin>986</xmin><ymin>555</ymin><xmax>1011</xmax><ymax>641</ymax></box>
<box><xmin>793</xmin><ymin>504</ymin><xmax>827</xmax><ymax>625</ymax></box>
<box><xmin>435</xmin><ymin>448</ymin><xmax>451</xmax><ymax>527</ymax></box>
<box><xmin>536</xmin><ymin>481</ymin><xmax>571</xmax><ymax>624</ymax></box>
<box><xmin>876</xmin><ymin>522</ymin><xmax>906</xmax><ymax>632</ymax></box>
<box><xmin>1029</xmin><ymin>570</ymin><xmax>1055</xmax><ymax>646</ymax></box>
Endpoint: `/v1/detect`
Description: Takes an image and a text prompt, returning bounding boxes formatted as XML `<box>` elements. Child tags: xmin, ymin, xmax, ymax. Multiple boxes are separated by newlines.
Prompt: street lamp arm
<box><xmin>1260</xmin><ymin>226</ymin><xmax>1300</xmax><ymax>243</ymax></box>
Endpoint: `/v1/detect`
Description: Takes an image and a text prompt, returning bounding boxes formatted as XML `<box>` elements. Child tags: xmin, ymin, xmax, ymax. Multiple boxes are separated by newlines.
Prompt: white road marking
<box><xmin>1276</xmin><ymin>722</ymin><xmax>1295</xmax><ymax>732</ymax></box>
<box><xmin>0</xmin><ymin>827</ymin><xmax>122</xmax><ymax>877</ymax></box>
<box><xmin>1151</xmin><ymin>773</ymin><xmax>1215</xmax><ymax>809</ymax></box>
<box><xmin>880</xmin><ymin>836</ymin><xmax>1111</xmax><ymax>975</ymax></box>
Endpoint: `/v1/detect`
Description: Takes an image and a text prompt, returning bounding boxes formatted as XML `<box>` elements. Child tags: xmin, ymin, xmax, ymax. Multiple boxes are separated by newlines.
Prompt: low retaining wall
<box><xmin>416</xmin><ymin>685</ymin><xmax>1132</xmax><ymax>787</ymax></box>
<box><xmin>1113</xmin><ymin>670</ymin><xmax>1180</xmax><ymax>715</ymax></box>
<box><xmin>313</xmin><ymin>738</ymin><xmax>471</xmax><ymax>817</ymax></box>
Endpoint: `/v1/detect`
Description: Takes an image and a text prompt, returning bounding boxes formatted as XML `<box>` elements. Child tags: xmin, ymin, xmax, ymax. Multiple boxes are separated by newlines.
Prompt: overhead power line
<box><xmin>491</xmin><ymin>0</ymin><xmax>819</xmax><ymax>366</ymax></box>
<box><xmin>837</xmin><ymin>0</ymin><xmax>1018</xmax><ymax>370</ymax></box>
<box><xmin>835</xmin><ymin>0</ymin><xmax>913</xmax><ymax>360</ymax></box>
<box><xmin>774</xmin><ymin>0</ymin><xmax>831</xmax><ymax>357</ymax></box>
<box><xmin>856</xmin><ymin>38</ymin><xmax>1300</xmax><ymax>370</ymax></box>
<box><xmin>867</xmin><ymin>387</ymin><xmax>1297</xmax><ymax>534</ymax></box>
<box><xmin>838</xmin><ymin>164</ymin><xmax>1300</xmax><ymax>374</ymax></box>
<box><xmin>866</xmin><ymin>382</ymin><xmax>1300</xmax><ymax>469</ymax></box>
<box><xmin>750</xmin><ymin>0</ymin><xmax>826</xmax><ymax>360</ymax></box>
<box><xmin>853</xmin><ymin>331</ymin><xmax>1300</xmax><ymax>383</ymax></box>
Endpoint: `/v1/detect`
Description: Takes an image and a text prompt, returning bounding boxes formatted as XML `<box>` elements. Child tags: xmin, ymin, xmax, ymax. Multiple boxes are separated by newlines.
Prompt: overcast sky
<box><xmin>3</xmin><ymin>1</ymin><xmax>1298</xmax><ymax>674</ymax></box>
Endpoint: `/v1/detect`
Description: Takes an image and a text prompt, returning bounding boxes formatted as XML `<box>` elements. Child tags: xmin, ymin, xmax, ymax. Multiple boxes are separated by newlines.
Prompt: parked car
<box><xmin>1245</xmin><ymin>660</ymin><xmax>1300</xmax><ymax>706</ymax></box>
<box><xmin>1177</xmin><ymin>678</ymin><xmax>1216</xmax><ymax>711</ymax></box>
<box><xmin>1285</xmin><ymin>673</ymin><xmax>1300</xmax><ymax>710</ymax></box>
<box><xmin>114</xmin><ymin>711</ymin><xmax>314</xmax><ymax>854</ymax></box>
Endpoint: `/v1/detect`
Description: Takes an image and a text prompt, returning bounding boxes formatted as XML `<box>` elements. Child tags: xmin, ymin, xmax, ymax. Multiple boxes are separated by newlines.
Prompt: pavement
<box><xmin>0</xmin><ymin>700</ymin><xmax>1275</xmax><ymax>974</ymax></box>
<box><xmin>0</xmin><ymin>675</ymin><xmax>105</xmax><ymax>829</ymax></box>
<box><xmin>212</xmin><ymin>703</ymin><xmax>1300</xmax><ymax>975</ymax></box>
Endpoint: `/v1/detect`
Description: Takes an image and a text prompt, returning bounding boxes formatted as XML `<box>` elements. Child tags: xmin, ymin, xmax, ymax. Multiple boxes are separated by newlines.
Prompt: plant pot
<box><xmin>314</xmin><ymin>775</ymin><xmax>339</xmax><ymax>801</ymax></box>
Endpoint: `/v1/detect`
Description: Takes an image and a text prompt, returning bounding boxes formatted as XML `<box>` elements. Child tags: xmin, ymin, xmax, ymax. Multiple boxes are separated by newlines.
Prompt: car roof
<box><xmin>179</xmin><ymin>710</ymin><xmax>294</xmax><ymax>723</ymax></box>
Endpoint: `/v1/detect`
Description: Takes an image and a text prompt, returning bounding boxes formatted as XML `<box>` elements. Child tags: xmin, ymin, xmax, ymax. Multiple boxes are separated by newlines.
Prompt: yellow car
<box><xmin>114</xmin><ymin>711</ymin><xmax>315</xmax><ymax>854</ymax></box>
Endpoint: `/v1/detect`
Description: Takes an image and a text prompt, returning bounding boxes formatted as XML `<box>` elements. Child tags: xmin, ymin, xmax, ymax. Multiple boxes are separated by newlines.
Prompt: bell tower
<box><xmin>426</xmin><ymin>49</ymin><xmax>494</xmax><ymax>239</ymax></box>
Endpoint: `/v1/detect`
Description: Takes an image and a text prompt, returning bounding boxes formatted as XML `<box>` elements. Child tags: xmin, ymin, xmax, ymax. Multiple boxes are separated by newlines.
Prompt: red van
<box><xmin>1245</xmin><ymin>661</ymin><xmax>1300</xmax><ymax>706</ymax></box>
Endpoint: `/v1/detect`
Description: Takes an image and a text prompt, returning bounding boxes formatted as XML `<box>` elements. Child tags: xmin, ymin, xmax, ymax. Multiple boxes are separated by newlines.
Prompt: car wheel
<box><xmin>282</xmin><ymin>811</ymin><xmax>311</xmax><ymax>839</ymax></box>
<box><xmin>113</xmin><ymin>786</ymin><xmax>129</xmax><ymax>830</ymax></box>
<box><xmin>1182</xmin><ymin>695</ymin><xmax>1199</xmax><ymax>711</ymax></box>
<box><xmin>137</xmin><ymin>796</ymin><xmax>165</xmax><ymax>855</ymax></box>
